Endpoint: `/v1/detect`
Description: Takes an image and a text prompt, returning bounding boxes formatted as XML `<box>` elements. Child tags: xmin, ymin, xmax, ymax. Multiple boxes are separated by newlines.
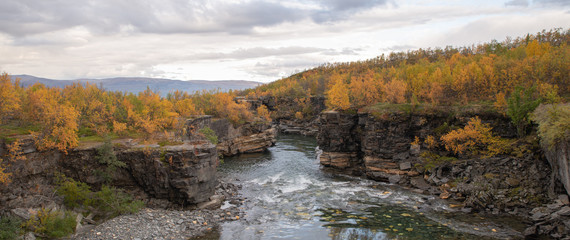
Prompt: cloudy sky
<box><xmin>0</xmin><ymin>0</ymin><xmax>568</xmax><ymax>83</ymax></box>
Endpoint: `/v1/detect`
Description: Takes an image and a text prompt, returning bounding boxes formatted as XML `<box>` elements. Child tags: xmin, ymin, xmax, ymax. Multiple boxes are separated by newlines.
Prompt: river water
<box><xmin>202</xmin><ymin>134</ymin><xmax>526</xmax><ymax>239</ymax></box>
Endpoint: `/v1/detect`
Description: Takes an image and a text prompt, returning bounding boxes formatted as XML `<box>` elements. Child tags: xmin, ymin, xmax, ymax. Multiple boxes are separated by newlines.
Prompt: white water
<box><xmin>208</xmin><ymin>134</ymin><xmax>524</xmax><ymax>240</ymax></box>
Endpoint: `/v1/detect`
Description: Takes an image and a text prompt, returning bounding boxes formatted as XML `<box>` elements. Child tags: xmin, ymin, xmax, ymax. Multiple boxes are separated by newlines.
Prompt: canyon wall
<box><xmin>317</xmin><ymin>108</ymin><xmax>553</xmax><ymax>212</ymax></box>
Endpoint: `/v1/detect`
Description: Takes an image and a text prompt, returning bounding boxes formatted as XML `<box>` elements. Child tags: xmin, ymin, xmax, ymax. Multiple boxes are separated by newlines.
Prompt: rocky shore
<box><xmin>316</xmin><ymin>109</ymin><xmax>570</xmax><ymax>238</ymax></box>
<box><xmin>0</xmin><ymin>115</ymin><xmax>276</xmax><ymax>239</ymax></box>
<box><xmin>74</xmin><ymin>181</ymin><xmax>245</xmax><ymax>240</ymax></box>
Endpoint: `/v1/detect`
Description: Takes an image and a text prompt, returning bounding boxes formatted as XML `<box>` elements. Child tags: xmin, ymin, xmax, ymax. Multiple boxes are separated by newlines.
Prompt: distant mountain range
<box><xmin>11</xmin><ymin>75</ymin><xmax>262</xmax><ymax>96</ymax></box>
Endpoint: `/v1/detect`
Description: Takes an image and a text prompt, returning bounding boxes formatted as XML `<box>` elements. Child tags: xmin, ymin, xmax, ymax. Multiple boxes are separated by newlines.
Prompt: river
<box><xmin>200</xmin><ymin>134</ymin><xmax>526</xmax><ymax>239</ymax></box>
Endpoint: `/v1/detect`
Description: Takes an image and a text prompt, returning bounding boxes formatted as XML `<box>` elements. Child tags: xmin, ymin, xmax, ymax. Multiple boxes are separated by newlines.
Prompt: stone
<box><xmin>439</xmin><ymin>192</ymin><xmax>451</xmax><ymax>199</ymax></box>
<box><xmin>388</xmin><ymin>175</ymin><xmax>401</xmax><ymax>184</ymax></box>
<box><xmin>410</xmin><ymin>176</ymin><xmax>431</xmax><ymax>190</ymax></box>
<box><xmin>547</xmin><ymin>201</ymin><xmax>564</xmax><ymax>210</ymax></box>
<box><xmin>410</xmin><ymin>144</ymin><xmax>420</xmax><ymax>156</ymax></box>
<box><xmin>531</xmin><ymin>207</ymin><xmax>551</xmax><ymax>221</ymax></box>
<box><xmin>555</xmin><ymin>206</ymin><xmax>570</xmax><ymax>216</ymax></box>
<box><xmin>399</xmin><ymin>162</ymin><xmax>411</xmax><ymax>171</ymax></box>
<box><xmin>505</xmin><ymin>177</ymin><xmax>520</xmax><ymax>187</ymax></box>
<box><xmin>10</xmin><ymin>208</ymin><xmax>34</xmax><ymax>220</ymax></box>
<box><xmin>523</xmin><ymin>225</ymin><xmax>537</xmax><ymax>236</ymax></box>
<box><xmin>394</xmin><ymin>152</ymin><xmax>409</xmax><ymax>161</ymax></box>
<box><xmin>23</xmin><ymin>232</ymin><xmax>36</xmax><ymax>240</ymax></box>
<box><xmin>559</xmin><ymin>195</ymin><xmax>570</xmax><ymax>205</ymax></box>
<box><xmin>197</xmin><ymin>198</ymin><xmax>222</xmax><ymax>210</ymax></box>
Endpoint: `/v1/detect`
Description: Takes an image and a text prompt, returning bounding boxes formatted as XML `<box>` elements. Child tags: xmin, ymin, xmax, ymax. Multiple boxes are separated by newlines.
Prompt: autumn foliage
<box><xmin>243</xmin><ymin>29</ymin><xmax>568</xmax><ymax>110</ymax></box>
<box><xmin>440</xmin><ymin>117</ymin><xmax>507</xmax><ymax>156</ymax></box>
<box><xmin>0</xmin><ymin>76</ymin><xmax>257</xmax><ymax>153</ymax></box>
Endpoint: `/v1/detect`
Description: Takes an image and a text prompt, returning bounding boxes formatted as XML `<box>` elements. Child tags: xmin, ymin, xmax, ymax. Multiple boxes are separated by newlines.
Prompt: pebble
<box><xmin>73</xmin><ymin>181</ymin><xmax>244</xmax><ymax>240</ymax></box>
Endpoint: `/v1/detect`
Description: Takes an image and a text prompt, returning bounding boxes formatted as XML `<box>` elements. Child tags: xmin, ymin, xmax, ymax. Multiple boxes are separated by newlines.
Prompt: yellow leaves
<box><xmin>0</xmin><ymin>162</ymin><xmax>10</xmax><ymax>184</ymax></box>
<box><xmin>424</xmin><ymin>135</ymin><xmax>438</xmax><ymax>149</ymax></box>
<box><xmin>7</xmin><ymin>140</ymin><xmax>26</xmax><ymax>162</ymax></box>
<box><xmin>440</xmin><ymin>117</ymin><xmax>507</xmax><ymax>157</ymax></box>
<box><xmin>256</xmin><ymin>105</ymin><xmax>271</xmax><ymax>122</ymax></box>
<box><xmin>400</xmin><ymin>213</ymin><xmax>412</xmax><ymax>217</ymax></box>
<box><xmin>326</xmin><ymin>76</ymin><xmax>350</xmax><ymax>110</ymax></box>
<box><xmin>294</xmin><ymin>111</ymin><xmax>304</xmax><ymax>120</ymax></box>
<box><xmin>0</xmin><ymin>73</ymin><xmax>21</xmax><ymax>123</ymax></box>
<box><xmin>112</xmin><ymin>121</ymin><xmax>128</xmax><ymax>137</ymax></box>
<box><xmin>383</xmin><ymin>79</ymin><xmax>407</xmax><ymax>104</ymax></box>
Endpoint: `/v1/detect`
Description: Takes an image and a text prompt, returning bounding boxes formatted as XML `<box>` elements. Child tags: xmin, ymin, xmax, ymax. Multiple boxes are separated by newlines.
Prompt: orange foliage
<box><xmin>326</xmin><ymin>76</ymin><xmax>350</xmax><ymax>110</ymax></box>
<box><xmin>384</xmin><ymin>79</ymin><xmax>407</xmax><ymax>104</ymax></box>
<box><xmin>440</xmin><ymin>117</ymin><xmax>506</xmax><ymax>156</ymax></box>
<box><xmin>0</xmin><ymin>73</ymin><xmax>21</xmax><ymax>123</ymax></box>
<box><xmin>256</xmin><ymin>105</ymin><xmax>271</xmax><ymax>122</ymax></box>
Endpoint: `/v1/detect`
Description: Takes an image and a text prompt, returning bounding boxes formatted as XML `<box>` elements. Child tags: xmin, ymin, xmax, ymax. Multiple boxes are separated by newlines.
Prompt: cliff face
<box><xmin>317</xmin><ymin>109</ymin><xmax>552</xmax><ymax>211</ymax></box>
<box><xmin>185</xmin><ymin>115</ymin><xmax>276</xmax><ymax>157</ymax></box>
<box><xmin>0</xmin><ymin>139</ymin><xmax>219</xmax><ymax>213</ymax></box>
<box><xmin>544</xmin><ymin>141</ymin><xmax>570</xmax><ymax>196</ymax></box>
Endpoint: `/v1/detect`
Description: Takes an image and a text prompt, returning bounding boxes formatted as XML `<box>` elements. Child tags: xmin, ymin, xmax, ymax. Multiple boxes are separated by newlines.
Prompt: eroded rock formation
<box><xmin>0</xmin><ymin>138</ymin><xmax>219</xmax><ymax>214</ymax></box>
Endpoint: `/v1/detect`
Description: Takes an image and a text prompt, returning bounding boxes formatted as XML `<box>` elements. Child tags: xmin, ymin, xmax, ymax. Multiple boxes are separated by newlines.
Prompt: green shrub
<box><xmin>55</xmin><ymin>175</ymin><xmax>144</xmax><ymax>219</ymax></box>
<box><xmin>92</xmin><ymin>185</ymin><xmax>144</xmax><ymax>218</ymax></box>
<box><xmin>24</xmin><ymin>208</ymin><xmax>76</xmax><ymax>239</ymax></box>
<box><xmin>531</xmin><ymin>103</ymin><xmax>570</xmax><ymax>149</ymax></box>
<box><xmin>0</xmin><ymin>216</ymin><xmax>22</xmax><ymax>240</ymax></box>
<box><xmin>96</xmin><ymin>137</ymin><xmax>125</xmax><ymax>171</ymax></box>
<box><xmin>419</xmin><ymin>151</ymin><xmax>457</xmax><ymax>171</ymax></box>
<box><xmin>507</xmin><ymin>85</ymin><xmax>541</xmax><ymax>137</ymax></box>
<box><xmin>55</xmin><ymin>174</ymin><xmax>92</xmax><ymax>209</ymax></box>
<box><xmin>199</xmin><ymin>127</ymin><xmax>218</xmax><ymax>144</ymax></box>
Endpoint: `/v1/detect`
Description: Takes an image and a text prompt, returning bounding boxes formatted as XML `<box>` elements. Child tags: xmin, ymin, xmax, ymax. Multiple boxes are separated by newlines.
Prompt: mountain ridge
<box><xmin>11</xmin><ymin>74</ymin><xmax>262</xmax><ymax>96</ymax></box>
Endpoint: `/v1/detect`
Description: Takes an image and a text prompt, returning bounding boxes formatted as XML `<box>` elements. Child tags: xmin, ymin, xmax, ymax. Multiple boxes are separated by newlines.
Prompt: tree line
<box><xmin>242</xmin><ymin>28</ymin><xmax>568</xmax><ymax>110</ymax></box>
<box><xmin>0</xmin><ymin>76</ymin><xmax>261</xmax><ymax>153</ymax></box>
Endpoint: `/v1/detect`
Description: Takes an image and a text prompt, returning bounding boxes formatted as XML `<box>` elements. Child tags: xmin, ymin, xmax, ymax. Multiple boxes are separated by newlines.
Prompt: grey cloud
<box><xmin>193</xmin><ymin>47</ymin><xmax>327</xmax><ymax>60</ymax></box>
<box><xmin>321</xmin><ymin>47</ymin><xmax>362</xmax><ymax>55</ymax></box>
<box><xmin>533</xmin><ymin>0</ymin><xmax>570</xmax><ymax>6</ymax></box>
<box><xmin>380</xmin><ymin>45</ymin><xmax>416</xmax><ymax>52</ymax></box>
<box><xmin>320</xmin><ymin>0</ymin><xmax>389</xmax><ymax>11</ymax></box>
<box><xmin>311</xmin><ymin>0</ymin><xmax>390</xmax><ymax>22</ymax></box>
<box><xmin>505</xmin><ymin>0</ymin><xmax>529</xmax><ymax>7</ymax></box>
<box><xmin>0</xmin><ymin>0</ymin><xmax>390</xmax><ymax>38</ymax></box>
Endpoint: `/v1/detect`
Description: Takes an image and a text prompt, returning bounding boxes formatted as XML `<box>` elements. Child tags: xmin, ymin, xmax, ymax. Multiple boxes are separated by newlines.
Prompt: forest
<box><xmin>243</xmin><ymin>28</ymin><xmax>568</xmax><ymax>111</ymax></box>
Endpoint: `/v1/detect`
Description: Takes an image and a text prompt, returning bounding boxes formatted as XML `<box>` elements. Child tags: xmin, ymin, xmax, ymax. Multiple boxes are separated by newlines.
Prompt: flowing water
<box><xmin>200</xmin><ymin>134</ymin><xmax>526</xmax><ymax>240</ymax></box>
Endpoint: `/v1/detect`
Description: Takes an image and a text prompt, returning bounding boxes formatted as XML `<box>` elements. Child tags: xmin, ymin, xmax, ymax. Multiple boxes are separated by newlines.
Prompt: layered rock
<box><xmin>317</xmin><ymin>111</ymin><xmax>361</xmax><ymax>174</ymax></box>
<box><xmin>217</xmin><ymin>128</ymin><xmax>277</xmax><ymax>156</ymax></box>
<box><xmin>0</xmin><ymin>139</ymin><xmax>219</xmax><ymax>214</ymax></box>
<box><xmin>185</xmin><ymin>115</ymin><xmax>276</xmax><ymax>157</ymax></box>
<box><xmin>544</xmin><ymin>140</ymin><xmax>570</xmax><ymax>196</ymax></box>
<box><xmin>317</xmin><ymin>108</ymin><xmax>553</xmax><ymax>210</ymax></box>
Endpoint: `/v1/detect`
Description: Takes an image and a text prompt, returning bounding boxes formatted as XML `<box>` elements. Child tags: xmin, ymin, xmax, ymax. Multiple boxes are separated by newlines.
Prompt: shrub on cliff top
<box><xmin>531</xmin><ymin>103</ymin><xmax>570</xmax><ymax>149</ymax></box>
<box><xmin>199</xmin><ymin>127</ymin><xmax>218</xmax><ymax>145</ymax></box>
<box><xmin>507</xmin><ymin>85</ymin><xmax>541</xmax><ymax>137</ymax></box>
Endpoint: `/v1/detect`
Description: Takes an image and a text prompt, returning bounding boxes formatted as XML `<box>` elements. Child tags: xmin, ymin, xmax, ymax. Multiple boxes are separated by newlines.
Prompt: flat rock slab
<box><xmin>410</xmin><ymin>176</ymin><xmax>431</xmax><ymax>190</ymax></box>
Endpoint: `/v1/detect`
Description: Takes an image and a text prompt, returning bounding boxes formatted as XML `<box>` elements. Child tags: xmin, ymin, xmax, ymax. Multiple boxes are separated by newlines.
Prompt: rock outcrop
<box><xmin>0</xmin><ymin>139</ymin><xmax>219</xmax><ymax>214</ymax></box>
<box><xmin>317</xmin><ymin>108</ymin><xmax>570</xmax><ymax>238</ymax></box>
<box><xmin>317</xmin><ymin>109</ymin><xmax>553</xmax><ymax>208</ymax></box>
<box><xmin>184</xmin><ymin>115</ymin><xmax>276</xmax><ymax>157</ymax></box>
<box><xmin>544</xmin><ymin>140</ymin><xmax>570</xmax><ymax>196</ymax></box>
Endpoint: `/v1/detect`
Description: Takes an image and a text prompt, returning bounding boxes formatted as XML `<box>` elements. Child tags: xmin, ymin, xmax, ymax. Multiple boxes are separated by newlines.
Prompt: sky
<box><xmin>0</xmin><ymin>0</ymin><xmax>568</xmax><ymax>83</ymax></box>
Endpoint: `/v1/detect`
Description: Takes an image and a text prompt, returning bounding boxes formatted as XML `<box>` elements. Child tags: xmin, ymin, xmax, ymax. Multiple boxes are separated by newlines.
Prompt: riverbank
<box><xmin>315</xmin><ymin>106</ymin><xmax>570</xmax><ymax>238</ymax></box>
<box><xmin>74</xmin><ymin>181</ymin><xmax>245</xmax><ymax>240</ymax></box>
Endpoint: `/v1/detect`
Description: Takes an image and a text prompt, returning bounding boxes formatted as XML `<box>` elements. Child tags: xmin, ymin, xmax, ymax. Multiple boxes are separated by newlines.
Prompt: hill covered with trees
<box><xmin>242</xmin><ymin>28</ymin><xmax>569</xmax><ymax>111</ymax></box>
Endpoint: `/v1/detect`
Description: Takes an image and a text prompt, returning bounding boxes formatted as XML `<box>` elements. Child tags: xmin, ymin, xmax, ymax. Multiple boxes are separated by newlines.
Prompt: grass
<box><xmin>361</xmin><ymin>101</ymin><xmax>499</xmax><ymax>120</ymax></box>
<box><xmin>0</xmin><ymin>121</ymin><xmax>41</xmax><ymax>142</ymax></box>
